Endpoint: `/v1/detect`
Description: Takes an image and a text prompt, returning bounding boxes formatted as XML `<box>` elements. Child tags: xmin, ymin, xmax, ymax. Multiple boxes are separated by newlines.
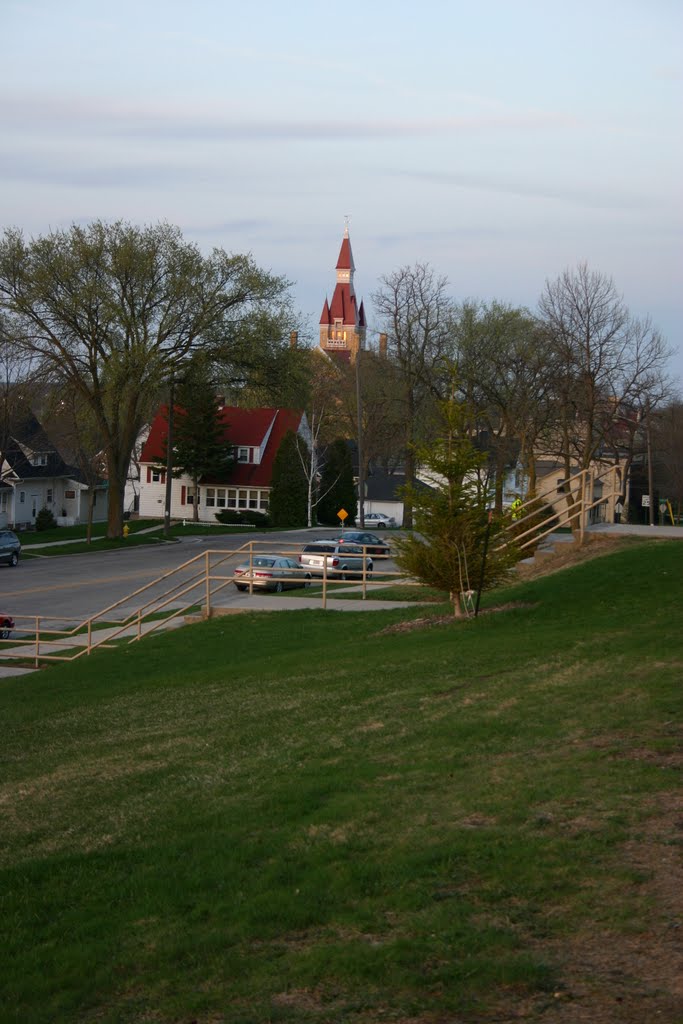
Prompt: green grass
<box><xmin>1</xmin><ymin>541</ymin><xmax>681</xmax><ymax>1022</ymax></box>
<box><xmin>18</xmin><ymin>519</ymin><xmax>162</xmax><ymax>545</ymax></box>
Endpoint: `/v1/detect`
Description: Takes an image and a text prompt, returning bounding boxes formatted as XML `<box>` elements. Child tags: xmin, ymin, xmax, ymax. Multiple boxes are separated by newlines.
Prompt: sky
<box><xmin>2</xmin><ymin>0</ymin><xmax>682</xmax><ymax>383</ymax></box>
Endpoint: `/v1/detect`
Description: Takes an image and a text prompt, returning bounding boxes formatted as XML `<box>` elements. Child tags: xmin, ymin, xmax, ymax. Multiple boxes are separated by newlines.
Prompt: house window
<box><xmin>237</xmin><ymin>447</ymin><xmax>250</xmax><ymax>463</ymax></box>
<box><xmin>46</xmin><ymin>488</ymin><xmax>53</xmax><ymax>504</ymax></box>
<box><xmin>20</xmin><ymin>491</ymin><xmax>25</xmax><ymax>504</ymax></box>
<box><xmin>31</xmin><ymin>454</ymin><xmax>48</xmax><ymax>467</ymax></box>
<box><xmin>259</xmin><ymin>492</ymin><xmax>269</xmax><ymax>511</ymax></box>
<box><xmin>238</xmin><ymin>490</ymin><xmax>247</xmax><ymax>509</ymax></box>
<box><xmin>216</xmin><ymin>488</ymin><xmax>226</xmax><ymax>508</ymax></box>
<box><xmin>0</xmin><ymin>493</ymin><xmax>7</xmax><ymax>511</ymax></box>
<box><xmin>151</xmin><ymin>468</ymin><xmax>165</xmax><ymax>483</ymax></box>
<box><xmin>64</xmin><ymin>489</ymin><xmax>76</xmax><ymax>500</ymax></box>
<box><xmin>557</xmin><ymin>478</ymin><xmax>566</xmax><ymax>494</ymax></box>
<box><xmin>249</xmin><ymin>494</ymin><xmax>258</xmax><ymax>509</ymax></box>
<box><xmin>205</xmin><ymin>488</ymin><xmax>215</xmax><ymax>508</ymax></box>
<box><xmin>186</xmin><ymin>487</ymin><xmax>197</xmax><ymax>505</ymax></box>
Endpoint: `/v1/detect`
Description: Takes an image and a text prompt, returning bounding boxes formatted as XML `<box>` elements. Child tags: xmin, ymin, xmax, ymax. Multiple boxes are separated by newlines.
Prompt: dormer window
<box><xmin>31</xmin><ymin>453</ymin><xmax>48</xmax><ymax>467</ymax></box>
<box><xmin>237</xmin><ymin>447</ymin><xmax>250</xmax><ymax>463</ymax></box>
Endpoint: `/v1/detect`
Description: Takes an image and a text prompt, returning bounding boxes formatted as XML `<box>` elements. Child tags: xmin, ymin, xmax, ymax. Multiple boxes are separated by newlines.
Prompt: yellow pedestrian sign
<box><xmin>338</xmin><ymin>508</ymin><xmax>348</xmax><ymax>522</ymax></box>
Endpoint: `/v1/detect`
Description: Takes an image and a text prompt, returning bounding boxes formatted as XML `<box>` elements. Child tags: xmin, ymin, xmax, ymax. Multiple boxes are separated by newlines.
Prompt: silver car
<box><xmin>298</xmin><ymin>541</ymin><xmax>373</xmax><ymax>580</ymax></box>
<box><xmin>232</xmin><ymin>555</ymin><xmax>312</xmax><ymax>593</ymax></box>
<box><xmin>363</xmin><ymin>512</ymin><xmax>396</xmax><ymax>528</ymax></box>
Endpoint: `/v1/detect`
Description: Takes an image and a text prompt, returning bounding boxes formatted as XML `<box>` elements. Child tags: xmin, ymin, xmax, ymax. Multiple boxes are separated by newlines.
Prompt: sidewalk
<box><xmin>585</xmin><ymin>523</ymin><xmax>683</xmax><ymax>539</ymax></box>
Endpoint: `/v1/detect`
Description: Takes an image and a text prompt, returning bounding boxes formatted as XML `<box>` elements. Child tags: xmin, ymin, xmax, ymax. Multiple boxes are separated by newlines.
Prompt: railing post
<box><xmin>322</xmin><ymin>557</ymin><xmax>328</xmax><ymax>610</ymax></box>
<box><xmin>205</xmin><ymin>550</ymin><xmax>211</xmax><ymax>619</ymax></box>
<box><xmin>35</xmin><ymin>616</ymin><xmax>40</xmax><ymax>668</ymax></box>
<box><xmin>87</xmin><ymin>619</ymin><xmax>92</xmax><ymax>654</ymax></box>
<box><xmin>137</xmin><ymin>610</ymin><xmax>142</xmax><ymax>641</ymax></box>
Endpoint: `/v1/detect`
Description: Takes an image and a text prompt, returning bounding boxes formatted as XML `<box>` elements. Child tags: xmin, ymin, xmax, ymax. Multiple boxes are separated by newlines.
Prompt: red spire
<box><xmin>319</xmin><ymin>297</ymin><xmax>331</xmax><ymax>325</ymax></box>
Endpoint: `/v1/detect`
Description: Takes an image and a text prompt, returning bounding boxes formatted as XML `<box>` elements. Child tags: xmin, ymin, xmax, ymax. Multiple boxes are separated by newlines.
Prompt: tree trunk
<box><xmin>450</xmin><ymin>590</ymin><xmax>466</xmax><ymax>619</ymax></box>
<box><xmin>86</xmin><ymin>489</ymin><xmax>95</xmax><ymax>544</ymax></box>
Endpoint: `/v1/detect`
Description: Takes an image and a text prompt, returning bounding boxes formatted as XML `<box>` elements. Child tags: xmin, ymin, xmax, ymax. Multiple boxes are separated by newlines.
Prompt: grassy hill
<box><xmin>1</xmin><ymin>539</ymin><xmax>681</xmax><ymax>1023</ymax></box>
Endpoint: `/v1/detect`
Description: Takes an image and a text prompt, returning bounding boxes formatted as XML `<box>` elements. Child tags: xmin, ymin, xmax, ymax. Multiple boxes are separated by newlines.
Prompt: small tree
<box><xmin>316</xmin><ymin>439</ymin><xmax>358</xmax><ymax>526</ymax></box>
<box><xmin>396</xmin><ymin>396</ymin><xmax>520</xmax><ymax>618</ymax></box>
<box><xmin>35</xmin><ymin>506</ymin><xmax>57</xmax><ymax>531</ymax></box>
<box><xmin>169</xmin><ymin>355</ymin><xmax>233</xmax><ymax>522</ymax></box>
<box><xmin>269</xmin><ymin>430</ymin><xmax>309</xmax><ymax>527</ymax></box>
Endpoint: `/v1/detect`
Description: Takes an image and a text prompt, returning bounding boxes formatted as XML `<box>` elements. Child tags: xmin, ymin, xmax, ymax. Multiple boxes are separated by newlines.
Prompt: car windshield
<box><xmin>253</xmin><ymin>558</ymin><xmax>276</xmax><ymax>567</ymax></box>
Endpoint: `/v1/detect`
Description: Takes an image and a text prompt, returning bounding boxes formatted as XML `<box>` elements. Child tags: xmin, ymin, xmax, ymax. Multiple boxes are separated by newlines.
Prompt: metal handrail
<box><xmin>0</xmin><ymin>541</ymin><xmax>405</xmax><ymax>667</ymax></box>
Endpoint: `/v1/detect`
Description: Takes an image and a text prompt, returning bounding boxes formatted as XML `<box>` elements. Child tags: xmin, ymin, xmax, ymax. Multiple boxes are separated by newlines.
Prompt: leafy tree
<box><xmin>0</xmin><ymin>220</ymin><xmax>290</xmax><ymax>537</ymax></box>
<box><xmin>268</xmin><ymin>429</ymin><xmax>309</xmax><ymax>527</ymax></box>
<box><xmin>316</xmin><ymin>439</ymin><xmax>357</xmax><ymax>526</ymax></box>
<box><xmin>454</xmin><ymin>301</ymin><xmax>555</xmax><ymax>507</ymax></box>
<box><xmin>396</xmin><ymin>394</ymin><xmax>520</xmax><ymax>618</ymax></box>
<box><xmin>169</xmin><ymin>354</ymin><xmax>233</xmax><ymax>522</ymax></box>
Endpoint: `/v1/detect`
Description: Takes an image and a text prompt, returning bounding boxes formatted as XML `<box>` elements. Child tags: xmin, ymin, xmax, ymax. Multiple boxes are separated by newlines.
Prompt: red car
<box><xmin>0</xmin><ymin>615</ymin><xmax>15</xmax><ymax>640</ymax></box>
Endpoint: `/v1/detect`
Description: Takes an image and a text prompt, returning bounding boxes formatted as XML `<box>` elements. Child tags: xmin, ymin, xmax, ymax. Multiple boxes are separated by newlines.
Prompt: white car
<box><xmin>363</xmin><ymin>513</ymin><xmax>395</xmax><ymax>528</ymax></box>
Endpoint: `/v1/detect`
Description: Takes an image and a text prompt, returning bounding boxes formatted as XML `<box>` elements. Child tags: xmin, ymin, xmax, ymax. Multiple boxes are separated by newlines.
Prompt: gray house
<box><xmin>0</xmin><ymin>411</ymin><xmax>107</xmax><ymax>529</ymax></box>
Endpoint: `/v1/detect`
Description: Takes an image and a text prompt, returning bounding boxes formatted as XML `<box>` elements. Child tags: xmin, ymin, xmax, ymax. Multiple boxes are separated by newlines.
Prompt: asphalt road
<box><xmin>5</xmin><ymin>528</ymin><xmax>396</xmax><ymax>627</ymax></box>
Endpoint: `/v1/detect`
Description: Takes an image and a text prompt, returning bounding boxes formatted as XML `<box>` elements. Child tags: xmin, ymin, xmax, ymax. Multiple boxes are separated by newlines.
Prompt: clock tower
<box><xmin>319</xmin><ymin>224</ymin><xmax>366</xmax><ymax>363</ymax></box>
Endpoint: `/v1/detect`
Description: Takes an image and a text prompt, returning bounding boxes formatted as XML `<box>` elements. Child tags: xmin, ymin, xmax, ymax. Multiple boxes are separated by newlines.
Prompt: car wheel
<box><xmin>235</xmin><ymin>584</ymin><xmax>247</xmax><ymax>592</ymax></box>
<box><xmin>0</xmin><ymin>627</ymin><xmax>10</xmax><ymax>640</ymax></box>
<box><xmin>304</xmin><ymin>573</ymin><xmax>312</xmax><ymax>588</ymax></box>
<box><xmin>340</xmin><ymin>570</ymin><xmax>349</xmax><ymax>581</ymax></box>
<box><xmin>368</xmin><ymin>562</ymin><xmax>374</xmax><ymax>575</ymax></box>
<box><xmin>9</xmin><ymin>552</ymin><xmax>18</xmax><ymax>567</ymax></box>
<box><xmin>274</xmin><ymin>581</ymin><xmax>284</xmax><ymax>593</ymax></box>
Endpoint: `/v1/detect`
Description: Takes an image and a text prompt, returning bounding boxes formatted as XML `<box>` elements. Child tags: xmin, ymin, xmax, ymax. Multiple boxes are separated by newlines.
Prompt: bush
<box><xmin>35</xmin><ymin>506</ymin><xmax>58</xmax><ymax>531</ymax></box>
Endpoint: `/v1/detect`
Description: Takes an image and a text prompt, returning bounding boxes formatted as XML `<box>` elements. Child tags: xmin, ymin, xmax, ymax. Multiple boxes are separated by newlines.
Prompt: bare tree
<box><xmin>372</xmin><ymin>263</ymin><xmax>456</xmax><ymax>526</ymax></box>
<box><xmin>539</xmin><ymin>263</ymin><xmax>671</xmax><ymax>522</ymax></box>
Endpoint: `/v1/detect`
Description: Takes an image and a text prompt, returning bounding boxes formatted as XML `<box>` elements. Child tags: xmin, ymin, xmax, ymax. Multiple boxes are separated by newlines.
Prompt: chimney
<box><xmin>379</xmin><ymin>333</ymin><xmax>388</xmax><ymax>358</ymax></box>
<box><xmin>289</xmin><ymin>330</ymin><xmax>298</xmax><ymax>349</ymax></box>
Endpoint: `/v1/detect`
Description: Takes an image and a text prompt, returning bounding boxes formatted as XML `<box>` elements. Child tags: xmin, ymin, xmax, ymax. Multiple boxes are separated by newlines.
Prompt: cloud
<box><xmin>397</xmin><ymin>169</ymin><xmax>650</xmax><ymax>212</ymax></box>
<box><xmin>0</xmin><ymin>93</ymin><xmax>576</xmax><ymax>143</ymax></box>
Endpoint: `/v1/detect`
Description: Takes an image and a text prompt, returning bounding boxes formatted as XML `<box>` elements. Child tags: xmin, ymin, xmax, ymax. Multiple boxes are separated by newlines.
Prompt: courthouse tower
<box><xmin>318</xmin><ymin>224</ymin><xmax>366</xmax><ymax>362</ymax></box>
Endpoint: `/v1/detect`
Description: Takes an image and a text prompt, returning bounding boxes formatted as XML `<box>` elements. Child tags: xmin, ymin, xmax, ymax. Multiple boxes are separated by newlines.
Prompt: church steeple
<box><xmin>319</xmin><ymin>223</ymin><xmax>366</xmax><ymax>362</ymax></box>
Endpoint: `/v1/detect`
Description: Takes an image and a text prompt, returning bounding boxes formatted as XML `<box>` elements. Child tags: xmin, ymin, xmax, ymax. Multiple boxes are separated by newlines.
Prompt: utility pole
<box><xmin>646</xmin><ymin>398</ymin><xmax>655</xmax><ymax>526</ymax></box>
<box><xmin>355</xmin><ymin>346</ymin><xmax>364</xmax><ymax>526</ymax></box>
<box><xmin>164</xmin><ymin>377</ymin><xmax>175</xmax><ymax>539</ymax></box>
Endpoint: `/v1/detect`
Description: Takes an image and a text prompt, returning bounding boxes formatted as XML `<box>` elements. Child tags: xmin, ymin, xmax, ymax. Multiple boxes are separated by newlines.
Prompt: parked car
<box><xmin>299</xmin><ymin>541</ymin><xmax>373</xmax><ymax>579</ymax></box>
<box><xmin>0</xmin><ymin>614</ymin><xmax>15</xmax><ymax>640</ymax></box>
<box><xmin>232</xmin><ymin>555</ymin><xmax>312</xmax><ymax>592</ymax></box>
<box><xmin>0</xmin><ymin>530</ymin><xmax>21</xmax><ymax>567</ymax></box>
<box><xmin>336</xmin><ymin>530</ymin><xmax>391</xmax><ymax>557</ymax></box>
<box><xmin>363</xmin><ymin>512</ymin><xmax>396</xmax><ymax>528</ymax></box>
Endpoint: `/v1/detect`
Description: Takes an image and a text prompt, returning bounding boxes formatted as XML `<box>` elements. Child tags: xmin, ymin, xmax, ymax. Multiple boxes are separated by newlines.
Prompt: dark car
<box><xmin>0</xmin><ymin>530</ymin><xmax>21</xmax><ymax>567</ymax></box>
<box><xmin>0</xmin><ymin>614</ymin><xmax>15</xmax><ymax>640</ymax></box>
<box><xmin>336</xmin><ymin>530</ymin><xmax>391</xmax><ymax>557</ymax></box>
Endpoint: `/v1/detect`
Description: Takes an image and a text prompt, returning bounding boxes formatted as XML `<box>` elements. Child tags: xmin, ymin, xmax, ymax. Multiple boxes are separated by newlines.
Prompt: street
<box><xmin>4</xmin><ymin>528</ymin><xmax>398</xmax><ymax>626</ymax></box>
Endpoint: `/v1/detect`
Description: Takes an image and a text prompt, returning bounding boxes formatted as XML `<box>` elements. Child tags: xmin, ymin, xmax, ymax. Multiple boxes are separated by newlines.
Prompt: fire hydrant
<box><xmin>123</xmin><ymin>523</ymin><xmax>130</xmax><ymax>539</ymax></box>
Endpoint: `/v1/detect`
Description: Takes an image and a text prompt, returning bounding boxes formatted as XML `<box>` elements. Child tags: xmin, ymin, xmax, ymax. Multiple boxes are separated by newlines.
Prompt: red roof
<box><xmin>140</xmin><ymin>405</ymin><xmax>305</xmax><ymax>488</ymax></box>
<box><xmin>336</xmin><ymin>234</ymin><xmax>354</xmax><ymax>272</ymax></box>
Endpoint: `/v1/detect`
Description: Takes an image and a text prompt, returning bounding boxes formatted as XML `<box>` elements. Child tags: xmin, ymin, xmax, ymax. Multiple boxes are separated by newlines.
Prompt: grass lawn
<box><xmin>1</xmin><ymin>540</ymin><xmax>681</xmax><ymax>1023</ymax></box>
<box><xmin>19</xmin><ymin>520</ymin><xmax>271</xmax><ymax>559</ymax></box>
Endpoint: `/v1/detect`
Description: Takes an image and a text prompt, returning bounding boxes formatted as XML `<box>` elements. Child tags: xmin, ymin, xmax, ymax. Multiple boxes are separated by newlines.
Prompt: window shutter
<box><xmin>181</xmin><ymin>485</ymin><xmax>186</xmax><ymax>504</ymax></box>
<box><xmin>146</xmin><ymin>467</ymin><xmax>152</xmax><ymax>483</ymax></box>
